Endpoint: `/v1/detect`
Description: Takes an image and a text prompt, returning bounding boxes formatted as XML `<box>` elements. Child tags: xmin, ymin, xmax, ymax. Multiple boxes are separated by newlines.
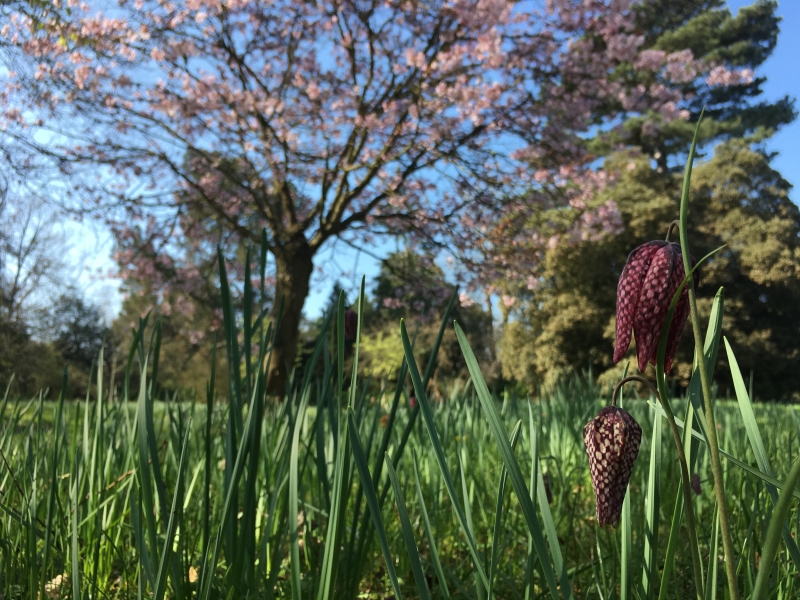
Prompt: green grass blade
<box><xmin>753</xmin><ymin>454</ymin><xmax>800</xmax><ymax>598</ymax></box>
<box><xmin>401</xmin><ymin>319</ymin><xmax>491</xmax><ymax>593</ymax></box>
<box><xmin>347</xmin><ymin>410</ymin><xmax>403</xmax><ymax>599</ymax></box>
<box><xmin>523</xmin><ymin>441</ymin><xmax>538</xmax><ymax>600</ymax></box>
<box><xmin>385</xmin><ymin>453</ymin><xmax>431</xmax><ymax>600</ymax></box>
<box><xmin>642</xmin><ymin>411</ymin><xmax>662</xmax><ymax>600</ymax></box>
<box><xmin>453</xmin><ymin>321</ymin><xmax>561</xmax><ymax>600</ymax></box>
<box><xmin>71</xmin><ymin>450</ymin><xmax>82</xmax><ymax>600</ymax></box>
<box><xmin>621</xmin><ymin>486</ymin><xmax>632</xmax><ymax>600</ymax></box>
<box><xmin>289</xmin><ymin>388</ymin><xmax>310</xmax><ymax>600</ymax></box>
<box><xmin>529</xmin><ymin>403</ymin><xmax>570</xmax><ymax>599</ymax></box>
<box><xmin>457</xmin><ymin>449</ymin><xmax>484</xmax><ymax>600</ymax></box>
<box><xmin>199</xmin><ymin>373</ymin><xmax>261</xmax><ymax>600</ymax></box>
<box><xmin>658</xmin><ymin>399</ymin><xmax>697</xmax><ymax>600</ymax></box>
<box><xmin>135</xmin><ymin>352</ymin><xmax>158</xmax><ymax>587</ymax></box>
<box><xmin>657</xmin><ymin>486</ymin><xmax>684</xmax><ymax>600</ymax></box>
<box><xmin>649</xmin><ymin>402</ymin><xmax>800</xmax><ymax>500</ymax></box>
<box><xmin>412</xmin><ymin>450</ymin><xmax>451</xmax><ymax>600</ymax></box>
<box><xmin>315</xmin><ymin>398</ymin><xmax>352</xmax><ymax>600</ymax></box>
<box><xmin>154</xmin><ymin>425</ymin><xmax>191</xmax><ymax>600</ymax></box>
<box><xmin>489</xmin><ymin>420</ymin><xmax>522</xmax><ymax>600</ymax></box>
<box><xmin>202</xmin><ymin>336</ymin><xmax>216</xmax><ymax>561</ymax></box>
<box><xmin>724</xmin><ymin>336</ymin><xmax>800</xmax><ymax>568</ymax></box>
<box><xmin>39</xmin><ymin>368</ymin><xmax>67</xmax><ymax>600</ymax></box>
<box><xmin>379</xmin><ymin>291</ymin><xmax>457</xmax><ymax>489</ymax></box>
<box><xmin>348</xmin><ymin>276</ymin><xmax>366</xmax><ymax>409</ymax></box>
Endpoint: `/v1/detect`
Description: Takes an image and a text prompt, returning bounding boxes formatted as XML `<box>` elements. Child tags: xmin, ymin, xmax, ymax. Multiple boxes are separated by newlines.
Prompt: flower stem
<box><xmin>664</xmin><ymin>220</ymin><xmax>680</xmax><ymax>242</ymax></box>
<box><xmin>613</xmin><ymin>376</ymin><xmax>705</xmax><ymax>599</ymax></box>
<box><xmin>678</xmin><ymin>113</ymin><xmax>741</xmax><ymax>600</ymax></box>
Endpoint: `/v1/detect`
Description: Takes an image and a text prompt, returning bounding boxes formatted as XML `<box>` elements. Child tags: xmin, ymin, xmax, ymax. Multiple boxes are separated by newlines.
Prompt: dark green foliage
<box><xmin>48</xmin><ymin>290</ymin><xmax>116</xmax><ymax>372</ymax></box>
<box><xmin>359</xmin><ymin>249</ymin><xmax>497</xmax><ymax>387</ymax></box>
<box><xmin>501</xmin><ymin>141</ymin><xmax>800</xmax><ymax>399</ymax></box>
<box><xmin>0</xmin><ymin>315</ymin><xmax>62</xmax><ymax>396</ymax></box>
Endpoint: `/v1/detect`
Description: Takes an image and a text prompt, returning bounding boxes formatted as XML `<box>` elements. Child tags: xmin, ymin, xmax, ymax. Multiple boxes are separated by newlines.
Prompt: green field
<box><xmin>1</xmin><ymin>360</ymin><xmax>799</xmax><ymax>599</ymax></box>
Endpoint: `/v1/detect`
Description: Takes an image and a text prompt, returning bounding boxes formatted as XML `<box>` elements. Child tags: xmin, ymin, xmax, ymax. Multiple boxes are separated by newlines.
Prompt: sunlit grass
<box><xmin>0</xmin><ymin>364</ymin><xmax>798</xmax><ymax>598</ymax></box>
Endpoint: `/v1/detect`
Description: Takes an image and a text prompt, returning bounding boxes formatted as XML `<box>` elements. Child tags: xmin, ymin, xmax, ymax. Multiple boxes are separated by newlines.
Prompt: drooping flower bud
<box><xmin>344</xmin><ymin>309</ymin><xmax>358</xmax><ymax>342</ymax></box>
<box><xmin>690</xmin><ymin>472</ymin><xmax>701</xmax><ymax>495</ymax></box>
<box><xmin>614</xmin><ymin>241</ymin><xmax>698</xmax><ymax>373</ymax></box>
<box><xmin>583</xmin><ymin>406</ymin><xmax>642</xmax><ymax>528</ymax></box>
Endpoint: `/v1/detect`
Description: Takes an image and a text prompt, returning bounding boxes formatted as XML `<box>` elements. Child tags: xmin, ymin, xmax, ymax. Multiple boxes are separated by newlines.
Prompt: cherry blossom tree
<box><xmin>0</xmin><ymin>0</ymin><xmax>751</xmax><ymax>390</ymax></box>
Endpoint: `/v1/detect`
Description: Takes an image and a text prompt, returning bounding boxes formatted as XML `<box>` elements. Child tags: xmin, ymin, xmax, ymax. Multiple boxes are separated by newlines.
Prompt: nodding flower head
<box><xmin>583</xmin><ymin>406</ymin><xmax>642</xmax><ymax>528</ymax></box>
<box><xmin>613</xmin><ymin>241</ymin><xmax>698</xmax><ymax>373</ymax></box>
<box><xmin>691</xmin><ymin>472</ymin><xmax>702</xmax><ymax>495</ymax></box>
<box><xmin>344</xmin><ymin>309</ymin><xmax>358</xmax><ymax>342</ymax></box>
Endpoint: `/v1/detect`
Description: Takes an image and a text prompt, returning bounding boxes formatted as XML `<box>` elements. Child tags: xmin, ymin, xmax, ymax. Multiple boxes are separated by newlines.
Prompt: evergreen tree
<box><xmin>49</xmin><ymin>291</ymin><xmax>114</xmax><ymax>372</ymax></box>
<box><xmin>607</xmin><ymin>0</ymin><xmax>795</xmax><ymax>168</ymax></box>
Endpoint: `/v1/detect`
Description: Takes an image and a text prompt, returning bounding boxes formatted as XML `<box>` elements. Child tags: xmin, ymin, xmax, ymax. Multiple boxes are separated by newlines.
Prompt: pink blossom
<box><xmin>706</xmin><ymin>66</ymin><xmax>755</xmax><ymax>87</ymax></box>
<box><xmin>635</xmin><ymin>49</ymin><xmax>666</xmax><ymax>70</ymax></box>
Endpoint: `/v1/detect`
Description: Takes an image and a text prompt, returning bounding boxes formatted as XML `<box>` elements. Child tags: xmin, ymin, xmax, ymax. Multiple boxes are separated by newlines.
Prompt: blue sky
<box><xmin>76</xmin><ymin>0</ymin><xmax>800</xmax><ymax>321</ymax></box>
<box><xmin>726</xmin><ymin>0</ymin><xmax>800</xmax><ymax>191</ymax></box>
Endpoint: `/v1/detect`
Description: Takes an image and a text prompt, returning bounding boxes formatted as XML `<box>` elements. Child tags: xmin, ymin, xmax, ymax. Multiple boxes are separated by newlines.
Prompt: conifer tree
<box><xmin>607</xmin><ymin>0</ymin><xmax>794</xmax><ymax>168</ymax></box>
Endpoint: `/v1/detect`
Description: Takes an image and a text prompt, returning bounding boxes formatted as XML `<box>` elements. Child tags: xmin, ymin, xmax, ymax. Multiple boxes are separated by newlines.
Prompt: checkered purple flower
<box><xmin>583</xmin><ymin>406</ymin><xmax>642</xmax><ymax>528</ymax></box>
<box><xmin>344</xmin><ymin>309</ymin><xmax>358</xmax><ymax>342</ymax></box>
<box><xmin>613</xmin><ymin>241</ymin><xmax>698</xmax><ymax>373</ymax></box>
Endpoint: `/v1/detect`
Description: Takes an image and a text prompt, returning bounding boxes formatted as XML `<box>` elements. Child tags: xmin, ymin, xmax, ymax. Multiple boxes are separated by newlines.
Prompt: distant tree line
<box><xmin>0</xmin><ymin>192</ymin><xmax>116</xmax><ymax>397</ymax></box>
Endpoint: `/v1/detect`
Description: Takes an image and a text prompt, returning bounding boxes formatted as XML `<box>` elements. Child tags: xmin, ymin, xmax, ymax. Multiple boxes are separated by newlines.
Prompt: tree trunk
<box><xmin>268</xmin><ymin>238</ymin><xmax>314</xmax><ymax>395</ymax></box>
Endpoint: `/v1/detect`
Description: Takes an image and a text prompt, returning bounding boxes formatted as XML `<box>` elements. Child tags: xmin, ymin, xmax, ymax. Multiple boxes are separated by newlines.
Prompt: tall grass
<box><xmin>1</xmin><ymin>282</ymin><xmax>799</xmax><ymax>598</ymax></box>
<box><xmin>2</xmin><ymin>135</ymin><xmax>800</xmax><ymax>598</ymax></box>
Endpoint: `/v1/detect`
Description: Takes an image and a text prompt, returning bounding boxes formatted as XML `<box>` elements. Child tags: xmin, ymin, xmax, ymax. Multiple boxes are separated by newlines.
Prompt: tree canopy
<box><xmin>0</xmin><ymin>0</ymin><xmax>756</xmax><ymax>390</ymax></box>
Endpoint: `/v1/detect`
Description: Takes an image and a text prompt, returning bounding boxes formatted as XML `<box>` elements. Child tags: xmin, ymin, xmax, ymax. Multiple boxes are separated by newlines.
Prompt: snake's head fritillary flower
<box><xmin>613</xmin><ymin>241</ymin><xmax>698</xmax><ymax>373</ymax></box>
<box><xmin>583</xmin><ymin>406</ymin><xmax>642</xmax><ymax>528</ymax></box>
<box><xmin>344</xmin><ymin>309</ymin><xmax>358</xmax><ymax>342</ymax></box>
<box><xmin>690</xmin><ymin>472</ymin><xmax>702</xmax><ymax>495</ymax></box>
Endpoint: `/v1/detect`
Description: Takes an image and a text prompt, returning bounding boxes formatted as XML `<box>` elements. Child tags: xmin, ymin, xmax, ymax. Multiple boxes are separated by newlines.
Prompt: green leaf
<box><xmin>289</xmin><ymin>388</ymin><xmax>310</xmax><ymax>600</ymax></box>
<box><xmin>531</xmin><ymin>404</ymin><xmax>570</xmax><ymax>600</ymax></box>
<box><xmin>347</xmin><ymin>410</ymin><xmax>403</xmax><ymax>600</ymax></box>
<box><xmin>154</xmin><ymin>425</ymin><xmax>191</xmax><ymax>600</ymax></box>
<box><xmin>724</xmin><ymin>337</ymin><xmax>800</xmax><ymax>568</ymax></box>
<box><xmin>489</xmin><ymin>420</ymin><xmax>522</xmax><ymax>600</ymax></box>
<box><xmin>385</xmin><ymin>453</ymin><xmax>431</xmax><ymax>600</ymax></box>
<box><xmin>453</xmin><ymin>321</ymin><xmax>562</xmax><ymax>600</ymax></box>
<box><xmin>413</xmin><ymin>451</ymin><xmax>451</xmax><ymax>600</ymax></box>
<box><xmin>401</xmin><ymin>319</ymin><xmax>491</xmax><ymax>593</ymax></box>
<box><xmin>620</xmin><ymin>487</ymin><xmax>632</xmax><ymax>600</ymax></box>
<box><xmin>642</xmin><ymin>411</ymin><xmax>661</xmax><ymax>600</ymax></box>
<box><xmin>753</xmin><ymin>454</ymin><xmax>800</xmax><ymax>598</ymax></box>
